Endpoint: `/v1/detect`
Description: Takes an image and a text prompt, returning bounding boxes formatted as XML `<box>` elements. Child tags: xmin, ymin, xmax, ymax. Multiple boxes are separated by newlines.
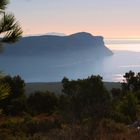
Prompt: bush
<box><xmin>27</xmin><ymin>91</ymin><xmax>58</xmax><ymax>115</ymax></box>
<box><xmin>0</xmin><ymin>75</ymin><xmax>27</xmax><ymax>116</ymax></box>
<box><xmin>62</xmin><ymin>76</ymin><xmax>111</xmax><ymax>122</ymax></box>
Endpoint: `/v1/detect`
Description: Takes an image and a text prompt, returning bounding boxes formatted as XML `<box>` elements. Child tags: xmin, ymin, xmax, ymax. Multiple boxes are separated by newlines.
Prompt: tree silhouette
<box><xmin>122</xmin><ymin>71</ymin><xmax>140</xmax><ymax>92</ymax></box>
<box><xmin>0</xmin><ymin>0</ymin><xmax>22</xmax><ymax>46</ymax></box>
<box><xmin>62</xmin><ymin>76</ymin><xmax>111</xmax><ymax>122</ymax></box>
<box><xmin>0</xmin><ymin>0</ymin><xmax>22</xmax><ymax>105</ymax></box>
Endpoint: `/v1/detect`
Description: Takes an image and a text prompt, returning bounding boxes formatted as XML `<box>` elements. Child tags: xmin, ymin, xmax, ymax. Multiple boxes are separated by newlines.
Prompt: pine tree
<box><xmin>0</xmin><ymin>0</ymin><xmax>22</xmax><ymax>46</ymax></box>
<box><xmin>0</xmin><ymin>0</ymin><xmax>22</xmax><ymax>101</ymax></box>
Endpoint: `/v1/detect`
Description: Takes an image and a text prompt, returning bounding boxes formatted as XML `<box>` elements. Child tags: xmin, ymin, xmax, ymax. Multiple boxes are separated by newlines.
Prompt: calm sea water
<box><xmin>104</xmin><ymin>39</ymin><xmax>140</xmax><ymax>82</ymax></box>
<box><xmin>0</xmin><ymin>39</ymin><xmax>140</xmax><ymax>82</ymax></box>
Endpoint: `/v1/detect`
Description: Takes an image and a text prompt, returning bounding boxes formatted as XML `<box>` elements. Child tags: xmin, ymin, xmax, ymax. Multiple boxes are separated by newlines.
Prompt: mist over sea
<box><xmin>0</xmin><ymin>39</ymin><xmax>140</xmax><ymax>83</ymax></box>
<box><xmin>104</xmin><ymin>39</ymin><xmax>140</xmax><ymax>82</ymax></box>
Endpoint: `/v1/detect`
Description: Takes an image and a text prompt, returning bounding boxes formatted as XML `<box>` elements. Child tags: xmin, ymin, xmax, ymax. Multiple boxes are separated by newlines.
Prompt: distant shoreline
<box><xmin>25</xmin><ymin>81</ymin><xmax>121</xmax><ymax>95</ymax></box>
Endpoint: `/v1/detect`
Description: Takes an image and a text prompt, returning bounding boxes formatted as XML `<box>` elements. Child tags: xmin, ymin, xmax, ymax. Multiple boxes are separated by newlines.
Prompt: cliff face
<box><xmin>3</xmin><ymin>32</ymin><xmax>113</xmax><ymax>57</ymax></box>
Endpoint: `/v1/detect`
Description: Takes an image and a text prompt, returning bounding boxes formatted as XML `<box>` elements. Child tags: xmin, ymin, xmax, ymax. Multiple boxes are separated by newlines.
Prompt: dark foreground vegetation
<box><xmin>0</xmin><ymin>71</ymin><xmax>140</xmax><ymax>139</ymax></box>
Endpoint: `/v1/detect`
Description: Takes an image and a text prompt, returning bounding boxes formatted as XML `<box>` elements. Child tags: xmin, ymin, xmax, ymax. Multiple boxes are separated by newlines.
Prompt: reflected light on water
<box><xmin>103</xmin><ymin>74</ymin><xmax>124</xmax><ymax>82</ymax></box>
<box><xmin>119</xmin><ymin>65</ymin><xmax>140</xmax><ymax>68</ymax></box>
<box><xmin>113</xmin><ymin>74</ymin><xmax>124</xmax><ymax>82</ymax></box>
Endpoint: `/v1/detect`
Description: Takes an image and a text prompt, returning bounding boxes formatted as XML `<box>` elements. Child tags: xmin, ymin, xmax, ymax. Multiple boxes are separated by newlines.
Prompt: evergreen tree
<box><xmin>0</xmin><ymin>0</ymin><xmax>22</xmax><ymax>46</ymax></box>
<box><xmin>0</xmin><ymin>0</ymin><xmax>22</xmax><ymax>110</ymax></box>
<box><xmin>122</xmin><ymin>71</ymin><xmax>140</xmax><ymax>92</ymax></box>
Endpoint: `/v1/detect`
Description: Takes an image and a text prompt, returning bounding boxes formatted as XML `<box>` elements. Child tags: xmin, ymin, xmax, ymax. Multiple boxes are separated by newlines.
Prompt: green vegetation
<box><xmin>0</xmin><ymin>75</ymin><xmax>26</xmax><ymax>116</ymax></box>
<box><xmin>0</xmin><ymin>71</ymin><xmax>140</xmax><ymax>139</ymax></box>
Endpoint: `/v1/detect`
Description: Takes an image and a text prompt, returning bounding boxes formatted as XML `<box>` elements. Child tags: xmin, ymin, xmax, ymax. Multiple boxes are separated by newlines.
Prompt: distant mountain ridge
<box><xmin>2</xmin><ymin>32</ymin><xmax>113</xmax><ymax>56</ymax></box>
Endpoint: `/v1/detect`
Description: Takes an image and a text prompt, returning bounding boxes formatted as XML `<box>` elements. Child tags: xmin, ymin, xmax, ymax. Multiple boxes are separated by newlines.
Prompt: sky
<box><xmin>7</xmin><ymin>0</ymin><xmax>140</xmax><ymax>38</ymax></box>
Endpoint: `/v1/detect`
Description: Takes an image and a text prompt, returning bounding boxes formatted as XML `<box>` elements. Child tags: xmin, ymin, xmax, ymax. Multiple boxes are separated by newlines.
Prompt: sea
<box><xmin>0</xmin><ymin>39</ymin><xmax>140</xmax><ymax>83</ymax></box>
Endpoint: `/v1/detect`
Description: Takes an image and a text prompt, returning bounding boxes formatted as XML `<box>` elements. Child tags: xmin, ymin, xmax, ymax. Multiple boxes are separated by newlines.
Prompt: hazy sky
<box><xmin>8</xmin><ymin>0</ymin><xmax>140</xmax><ymax>38</ymax></box>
